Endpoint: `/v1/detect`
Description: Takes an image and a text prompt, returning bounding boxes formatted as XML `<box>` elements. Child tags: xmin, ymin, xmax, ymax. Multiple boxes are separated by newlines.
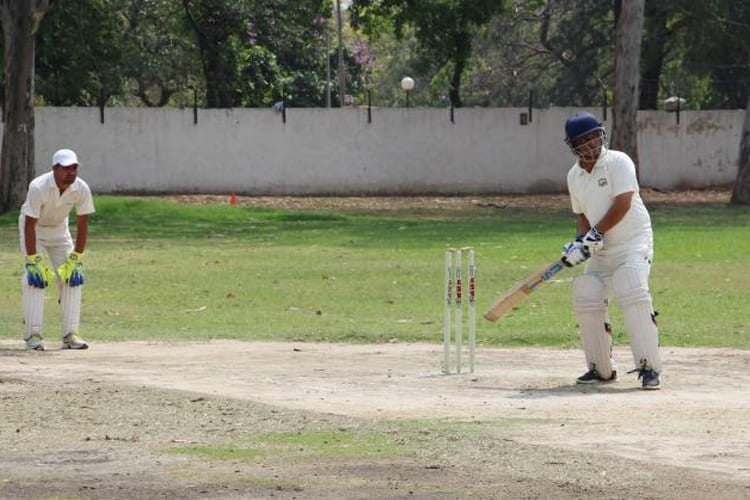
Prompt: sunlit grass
<box><xmin>0</xmin><ymin>196</ymin><xmax>747</xmax><ymax>348</ymax></box>
<box><xmin>169</xmin><ymin>430</ymin><xmax>403</xmax><ymax>462</ymax></box>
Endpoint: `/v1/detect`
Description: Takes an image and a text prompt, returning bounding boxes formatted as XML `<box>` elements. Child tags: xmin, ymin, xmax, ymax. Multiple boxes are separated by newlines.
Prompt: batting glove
<box><xmin>25</xmin><ymin>254</ymin><xmax>56</xmax><ymax>288</ymax></box>
<box><xmin>57</xmin><ymin>251</ymin><xmax>85</xmax><ymax>287</ymax></box>
<box><xmin>561</xmin><ymin>239</ymin><xmax>590</xmax><ymax>267</ymax></box>
<box><xmin>581</xmin><ymin>227</ymin><xmax>604</xmax><ymax>253</ymax></box>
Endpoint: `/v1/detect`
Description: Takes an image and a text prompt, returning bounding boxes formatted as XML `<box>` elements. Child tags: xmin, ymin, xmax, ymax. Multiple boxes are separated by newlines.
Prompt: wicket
<box><xmin>443</xmin><ymin>247</ymin><xmax>476</xmax><ymax>374</ymax></box>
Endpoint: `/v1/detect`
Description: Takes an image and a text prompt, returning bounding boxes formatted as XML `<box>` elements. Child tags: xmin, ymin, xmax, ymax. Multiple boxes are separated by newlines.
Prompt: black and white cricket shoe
<box><xmin>576</xmin><ymin>367</ymin><xmax>618</xmax><ymax>384</ymax></box>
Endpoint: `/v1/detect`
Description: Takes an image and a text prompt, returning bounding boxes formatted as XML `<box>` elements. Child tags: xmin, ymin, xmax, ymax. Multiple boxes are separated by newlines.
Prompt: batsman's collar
<box><xmin>52</xmin><ymin>149</ymin><xmax>79</xmax><ymax>167</ymax></box>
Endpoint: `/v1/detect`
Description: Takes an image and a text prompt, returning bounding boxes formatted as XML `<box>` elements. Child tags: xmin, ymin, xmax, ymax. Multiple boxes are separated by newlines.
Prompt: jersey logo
<box><xmin>598</xmin><ymin>177</ymin><xmax>608</xmax><ymax>187</ymax></box>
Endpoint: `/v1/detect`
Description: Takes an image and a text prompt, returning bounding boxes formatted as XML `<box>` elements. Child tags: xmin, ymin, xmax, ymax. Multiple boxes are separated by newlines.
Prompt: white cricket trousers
<box><xmin>581</xmin><ymin>245</ymin><xmax>662</xmax><ymax>373</ymax></box>
<box><xmin>18</xmin><ymin>217</ymin><xmax>81</xmax><ymax>340</ymax></box>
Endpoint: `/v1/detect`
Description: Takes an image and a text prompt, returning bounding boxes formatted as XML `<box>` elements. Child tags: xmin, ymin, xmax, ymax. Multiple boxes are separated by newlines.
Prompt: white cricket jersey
<box><xmin>566</xmin><ymin>148</ymin><xmax>652</xmax><ymax>252</ymax></box>
<box><xmin>20</xmin><ymin>172</ymin><xmax>95</xmax><ymax>232</ymax></box>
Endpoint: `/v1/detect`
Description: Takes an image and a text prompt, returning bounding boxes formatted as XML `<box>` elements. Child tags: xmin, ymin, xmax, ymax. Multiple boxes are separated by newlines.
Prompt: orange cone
<box><xmin>230</xmin><ymin>193</ymin><xmax>237</xmax><ymax>205</ymax></box>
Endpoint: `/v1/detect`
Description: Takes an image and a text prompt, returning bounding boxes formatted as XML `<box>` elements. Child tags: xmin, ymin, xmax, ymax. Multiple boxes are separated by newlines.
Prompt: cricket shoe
<box><xmin>629</xmin><ymin>365</ymin><xmax>661</xmax><ymax>390</ymax></box>
<box><xmin>25</xmin><ymin>334</ymin><xmax>45</xmax><ymax>351</ymax></box>
<box><xmin>576</xmin><ymin>367</ymin><xmax>618</xmax><ymax>385</ymax></box>
<box><xmin>62</xmin><ymin>333</ymin><xmax>89</xmax><ymax>350</ymax></box>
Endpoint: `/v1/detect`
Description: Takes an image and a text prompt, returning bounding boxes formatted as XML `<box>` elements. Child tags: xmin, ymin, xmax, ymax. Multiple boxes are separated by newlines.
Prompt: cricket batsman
<box><xmin>19</xmin><ymin>148</ymin><xmax>95</xmax><ymax>351</ymax></box>
<box><xmin>560</xmin><ymin>112</ymin><xmax>662</xmax><ymax>390</ymax></box>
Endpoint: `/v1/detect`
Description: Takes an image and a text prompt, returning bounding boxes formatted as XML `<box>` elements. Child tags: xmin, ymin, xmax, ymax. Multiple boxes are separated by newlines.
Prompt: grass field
<box><xmin>0</xmin><ymin>195</ymin><xmax>747</xmax><ymax>348</ymax></box>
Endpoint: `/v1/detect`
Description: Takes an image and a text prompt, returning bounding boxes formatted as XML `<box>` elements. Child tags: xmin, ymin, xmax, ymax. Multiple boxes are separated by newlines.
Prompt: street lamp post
<box><xmin>401</xmin><ymin>77</ymin><xmax>415</xmax><ymax>108</ymax></box>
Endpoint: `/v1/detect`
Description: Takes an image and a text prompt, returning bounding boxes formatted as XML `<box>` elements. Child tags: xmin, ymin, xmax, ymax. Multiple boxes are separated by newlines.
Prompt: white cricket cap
<box><xmin>52</xmin><ymin>148</ymin><xmax>79</xmax><ymax>167</ymax></box>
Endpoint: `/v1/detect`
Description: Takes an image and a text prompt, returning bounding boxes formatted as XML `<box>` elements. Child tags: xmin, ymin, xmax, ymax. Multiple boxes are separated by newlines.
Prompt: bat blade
<box><xmin>483</xmin><ymin>260</ymin><xmax>566</xmax><ymax>322</ymax></box>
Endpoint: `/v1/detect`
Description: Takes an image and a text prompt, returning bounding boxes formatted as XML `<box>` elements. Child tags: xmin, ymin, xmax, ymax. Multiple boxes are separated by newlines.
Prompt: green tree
<box><xmin>240</xmin><ymin>0</ymin><xmax>332</xmax><ymax>107</ymax></box>
<box><xmin>638</xmin><ymin>1</ymin><xmax>669</xmax><ymax>109</ymax></box>
<box><xmin>449</xmin><ymin>0</ymin><xmax>747</xmax><ymax>111</ymax></box>
<box><xmin>181</xmin><ymin>0</ymin><xmax>339</xmax><ymax>108</ymax></box>
<box><xmin>678</xmin><ymin>0</ymin><xmax>750</xmax><ymax>108</ymax></box>
<box><xmin>351</xmin><ymin>0</ymin><xmax>506</xmax><ymax>107</ymax></box>
<box><xmin>635</xmin><ymin>0</ymin><xmax>750</xmax><ymax>110</ymax></box>
<box><xmin>0</xmin><ymin>0</ymin><xmax>57</xmax><ymax>214</ymax></box>
<box><xmin>732</xmin><ymin>96</ymin><xmax>750</xmax><ymax>204</ymax></box>
<box><xmin>466</xmin><ymin>4</ymin><xmax>543</xmax><ymax>107</ymax></box>
<box><xmin>12</xmin><ymin>0</ymin><xmax>201</xmax><ymax>108</ymax></box>
<box><xmin>181</xmin><ymin>0</ymin><xmax>249</xmax><ymax>108</ymax></box>
<box><xmin>538</xmin><ymin>0</ymin><xmax>614</xmax><ymax>107</ymax></box>
<box><xmin>120</xmin><ymin>0</ymin><xmax>201</xmax><ymax>107</ymax></box>
<box><xmin>464</xmin><ymin>0</ymin><xmax>613</xmax><ymax>108</ymax></box>
<box><xmin>35</xmin><ymin>0</ymin><xmax>125</xmax><ymax>106</ymax></box>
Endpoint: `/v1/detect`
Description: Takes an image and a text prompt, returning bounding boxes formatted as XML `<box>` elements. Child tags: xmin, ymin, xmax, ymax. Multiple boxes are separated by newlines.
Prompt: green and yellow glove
<box><xmin>58</xmin><ymin>251</ymin><xmax>85</xmax><ymax>287</ymax></box>
<box><xmin>25</xmin><ymin>254</ymin><xmax>56</xmax><ymax>288</ymax></box>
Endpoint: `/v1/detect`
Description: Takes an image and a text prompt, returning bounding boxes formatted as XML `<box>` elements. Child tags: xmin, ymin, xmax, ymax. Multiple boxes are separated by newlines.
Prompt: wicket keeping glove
<box><xmin>25</xmin><ymin>254</ymin><xmax>56</xmax><ymax>288</ymax></box>
<box><xmin>581</xmin><ymin>227</ymin><xmax>604</xmax><ymax>253</ymax></box>
<box><xmin>58</xmin><ymin>251</ymin><xmax>85</xmax><ymax>287</ymax></box>
<box><xmin>561</xmin><ymin>238</ymin><xmax>590</xmax><ymax>267</ymax></box>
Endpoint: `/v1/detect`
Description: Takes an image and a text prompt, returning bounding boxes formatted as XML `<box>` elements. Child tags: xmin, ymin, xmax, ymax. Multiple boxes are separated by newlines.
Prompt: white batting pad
<box><xmin>613</xmin><ymin>266</ymin><xmax>662</xmax><ymax>373</ymax></box>
<box><xmin>60</xmin><ymin>284</ymin><xmax>82</xmax><ymax>337</ymax></box>
<box><xmin>22</xmin><ymin>280</ymin><xmax>46</xmax><ymax>339</ymax></box>
<box><xmin>573</xmin><ymin>274</ymin><xmax>615</xmax><ymax>378</ymax></box>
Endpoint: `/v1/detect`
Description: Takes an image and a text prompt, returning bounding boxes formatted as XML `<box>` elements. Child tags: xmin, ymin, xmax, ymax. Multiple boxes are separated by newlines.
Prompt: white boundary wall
<box><xmin>24</xmin><ymin>106</ymin><xmax>742</xmax><ymax>194</ymax></box>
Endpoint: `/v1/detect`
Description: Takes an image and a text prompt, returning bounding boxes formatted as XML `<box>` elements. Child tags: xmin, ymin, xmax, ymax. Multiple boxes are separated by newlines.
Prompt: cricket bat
<box><xmin>483</xmin><ymin>260</ymin><xmax>566</xmax><ymax>322</ymax></box>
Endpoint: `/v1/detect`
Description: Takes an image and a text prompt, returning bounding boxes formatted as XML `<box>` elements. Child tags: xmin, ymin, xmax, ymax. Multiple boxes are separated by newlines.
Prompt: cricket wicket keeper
<box><xmin>19</xmin><ymin>148</ymin><xmax>95</xmax><ymax>351</ymax></box>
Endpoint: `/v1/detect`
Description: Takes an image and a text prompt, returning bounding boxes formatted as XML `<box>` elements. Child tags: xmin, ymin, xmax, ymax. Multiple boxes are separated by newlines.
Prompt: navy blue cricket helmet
<box><xmin>564</xmin><ymin>112</ymin><xmax>604</xmax><ymax>146</ymax></box>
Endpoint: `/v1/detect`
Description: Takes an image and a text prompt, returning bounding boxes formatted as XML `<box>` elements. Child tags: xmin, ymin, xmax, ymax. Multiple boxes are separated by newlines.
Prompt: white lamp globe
<box><xmin>401</xmin><ymin>77</ymin><xmax>415</xmax><ymax>91</ymax></box>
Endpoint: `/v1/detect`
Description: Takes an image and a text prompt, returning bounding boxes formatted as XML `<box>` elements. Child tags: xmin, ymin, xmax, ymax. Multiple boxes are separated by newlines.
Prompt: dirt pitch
<box><xmin>1</xmin><ymin>190</ymin><xmax>748</xmax><ymax>499</ymax></box>
<box><xmin>1</xmin><ymin>341</ymin><xmax>749</xmax><ymax>499</ymax></box>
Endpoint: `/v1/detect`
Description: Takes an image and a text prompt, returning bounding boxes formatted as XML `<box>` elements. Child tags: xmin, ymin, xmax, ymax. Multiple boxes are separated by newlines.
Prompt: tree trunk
<box><xmin>730</xmin><ymin>97</ymin><xmax>750</xmax><ymax>205</ymax></box>
<box><xmin>449</xmin><ymin>31</ymin><xmax>470</xmax><ymax>108</ymax></box>
<box><xmin>0</xmin><ymin>1</ymin><xmax>53</xmax><ymax>213</ymax></box>
<box><xmin>449</xmin><ymin>60</ymin><xmax>464</xmax><ymax>108</ymax></box>
<box><xmin>203</xmin><ymin>49</ymin><xmax>235</xmax><ymax>108</ymax></box>
<box><xmin>639</xmin><ymin>2</ymin><xmax>669</xmax><ymax>110</ymax></box>
<box><xmin>611</xmin><ymin>0</ymin><xmax>644</xmax><ymax>180</ymax></box>
<box><xmin>181</xmin><ymin>0</ymin><xmax>239</xmax><ymax>109</ymax></box>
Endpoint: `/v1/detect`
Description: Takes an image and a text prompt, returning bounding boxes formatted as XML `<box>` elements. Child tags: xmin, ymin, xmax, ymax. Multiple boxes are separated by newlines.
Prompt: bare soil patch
<box><xmin>166</xmin><ymin>187</ymin><xmax>733</xmax><ymax>213</ymax></box>
<box><xmin>1</xmin><ymin>341</ymin><xmax>748</xmax><ymax>499</ymax></box>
